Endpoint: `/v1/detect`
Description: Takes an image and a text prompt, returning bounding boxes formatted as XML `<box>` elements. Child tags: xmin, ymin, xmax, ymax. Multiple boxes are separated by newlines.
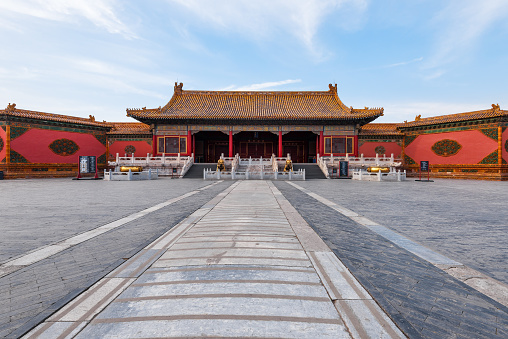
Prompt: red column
<box><xmin>278</xmin><ymin>131</ymin><xmax>283</xmax><ymax>158</ymax></box>
<box><xmin>187</xmin><ymin>130</ymin><xmax>192</xmax><ymax>155</ymax></box>
<box><xmin>229</xmin><ymin>131</ymin><xmax>233</xmax><ymax>157</ymax></box>
<box><xmin>152</xmin><ymin>134</ymin><xmax>157</xmax><ymax>156</ymax></box>
<box><xmin>319</xmin><ymin>131</ymin><xmax>324</xmax><ymax>155</ymax></box>
<box><xmin>353</xmin><ymin>135</ymin><xmax>359</xmax><ymax>157</ymax></box>
<box><xmin>192</xmin><ymin>134</ymin><xmax>196</xmax><ymax>156</ymax></box>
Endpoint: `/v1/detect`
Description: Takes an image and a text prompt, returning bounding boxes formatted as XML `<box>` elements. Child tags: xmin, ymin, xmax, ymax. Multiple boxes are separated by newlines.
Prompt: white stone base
<box><xmin>352</xmin><ymin>169</ymin><xmax>406</xmax><ymax>182</ymax></box>
<box><xmin>103</xmin><ymin>170</ymin><xmax>158</xmax><ymax>181</ymax></box>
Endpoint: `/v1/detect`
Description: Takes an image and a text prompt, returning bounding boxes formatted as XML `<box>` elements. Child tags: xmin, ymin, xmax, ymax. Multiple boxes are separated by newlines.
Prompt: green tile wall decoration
<box><xmin>479</xmin><ymin>151</ymin><xmax>498</xmax><ymax>164</ymax></box>
<box><xmin>404</xmin><ymin>154</ymin><xmax>416</xmax><ymax>165</ymax></box>
<box><xmin>97</xmin><ymin>153</ymin><xmax>107</xmax><ymax>164</ymax></box>
<box><xmin>95</xmin><ymin>134</ymin><xmax>107</xmax><ymax>146</ymax></box>
<box><xmin>374</xmin><ymin>146</ymin><xmax>386</xmax><ymax>155</ymax></box>
<box><xmin>431</xmin><ymin>139</ymin><xmax>462</xmax><ymax>157</ymax></box>
<box><xmin>49</xmin><ymin>139</ymin><xmax>79</xmax><ymax>156</ymax></box>
<box><xmin>10</xmin><ymin>126</ymin><xmax>29</xmax><ymax>140</ymax></box>
<box><xmin>480</xmin><ymin>128</ymin><xmax>498</xmax><ymax>141</ymax></box>
<box><xmin>124</xmin><ymin>145</ymin><xmax>136</xmax><ymax>154</ymax></box>
<box><xmin>404</xmin><ymin>135</ymin><xmax>417</xmax><ymax>147</ymax></box>
<box><xmin>10</xmin><ymin>149</ymin><xmax>29</xmax><ymax>163</ymax></box>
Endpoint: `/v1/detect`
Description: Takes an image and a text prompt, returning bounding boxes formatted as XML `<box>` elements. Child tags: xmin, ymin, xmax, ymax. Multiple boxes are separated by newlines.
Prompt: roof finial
<box><xmin>328</xmin><ymin>83</ymin><xmax>337</xmax><ymax>93</ymax></box>
<box><xmin>174</xmin><ymin>82</ymin><xmax>183</xmax><ymax>94</ymax></box>
<box><xmin>6</xmin><ymin>103</ymin><xmax>16</xmax><ymax>111</ymax></box>
<box><xmin>492</xmin><ymin>103</ymin><xmax>500</xmax><ymax>111</ymax></box>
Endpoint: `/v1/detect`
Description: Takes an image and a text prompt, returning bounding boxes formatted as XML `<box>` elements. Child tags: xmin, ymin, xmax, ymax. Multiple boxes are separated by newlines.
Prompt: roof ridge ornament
<box><xmin>6</xmin><ymin>103</ymin><xmax>16</xmax><ymax>111</ymax></box>
<box><xmin>174</xmin><ymin>82</ymin><xmax>183</xmax><ymax>94</ymax></box>
<box><xmin>328</xmin><ymin>83</ymin><xmax>337</xmax><ymax>93</ymax></box>
<box><xmin>492</xmin><ymin>103</ymin><xmax>500</xmax><ymax>111</ymax></box>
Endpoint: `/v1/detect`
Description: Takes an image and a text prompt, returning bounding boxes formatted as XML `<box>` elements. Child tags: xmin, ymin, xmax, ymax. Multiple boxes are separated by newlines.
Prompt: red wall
<box><xmin>503</xmin><ymin>127</ymin><xmax>508</xmax><ymax>163</ymax></box>
<box><xmin>10</xmin><ymin>128</ymin><xmax>106</xmax><ymax>164</ymax></box>
<box><xmin>0</xmin><ymin>126</ymin><xmax>6</xmax><ymax>162</ymax></box>
<box><xmin>405</xmin><ymin>130</ymin><xmax>497</xmax><ymax>164</ymax></box>
<box><xmin>359</xmin><ymin>141</ymin><xmax>402</xmax><ymax>158</ymax></box>
<box><xmin>109</xmin><ymin>140</ymin><xmax>152</xmax><ymax>158</ymax></box>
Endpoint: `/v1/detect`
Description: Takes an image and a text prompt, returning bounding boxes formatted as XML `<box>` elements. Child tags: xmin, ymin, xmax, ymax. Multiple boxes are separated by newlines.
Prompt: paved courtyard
<box><xmin>0</xmin><ymin>177</ymin><xmax>507</xmax><ymax>338</ymax></box>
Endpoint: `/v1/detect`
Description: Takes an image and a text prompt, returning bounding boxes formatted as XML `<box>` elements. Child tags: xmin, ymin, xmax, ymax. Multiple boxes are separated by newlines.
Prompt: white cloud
<box><xmin>383</xmin><ymin>57</ymin><xmax>423</xmax><ymax>69</ymax></box>
<box><xmin>425</xmin><ymin>0</ymin><xmax>508</xmax><ymax>71</ymax></box>
<box><xmin>168</xmin><ymin>0</ymin><xmax>368</xmax><ymax>59</ymax></box>
<box><xmin>221</xmin><ymin>79</ymin><xmax>302</xmax><ymax>91</ymax></box>
<box><xmin>0</xmin><ymin>0</ymin><xmax>135</xmax><ymax>39</ymax></box>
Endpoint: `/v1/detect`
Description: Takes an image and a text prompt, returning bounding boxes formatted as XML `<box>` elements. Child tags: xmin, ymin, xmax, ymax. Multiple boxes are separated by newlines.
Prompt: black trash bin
<box><xmin>0</xmin><ymin>171</ymin><xmax>3</xmax><ymax>180</ymax></box>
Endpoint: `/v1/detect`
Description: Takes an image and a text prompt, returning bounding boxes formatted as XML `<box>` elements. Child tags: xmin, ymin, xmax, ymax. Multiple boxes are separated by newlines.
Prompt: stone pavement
<box><xmin>0</xmin><ymin>178</ymin><xmax>507</xmax><ymax>338</ymax></box>
<box><xmin>22</xmin><ymin>181</ymin><xmax>404</xmax><ymax>338</ymax></box>
<box><xmin>0</xmin><ymin>179</ymin><xmax>233</xmax><ymax>338</ymax></box>
<box><xmin>288</xmin><ymin>179</ymin><xmax>508</xmax><ymax>286</ymax></box>
<box><xmin>273</xmin><ymin>180</ymin><xmax>508</xmax><ymax>338</ymax></box>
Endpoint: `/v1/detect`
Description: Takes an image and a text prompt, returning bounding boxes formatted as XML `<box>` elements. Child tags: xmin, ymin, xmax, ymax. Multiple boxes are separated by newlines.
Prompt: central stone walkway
<box><xmin>24</xmin><ymin>181</ymin><xmax>404</xmax><ymax>338</ymax></box>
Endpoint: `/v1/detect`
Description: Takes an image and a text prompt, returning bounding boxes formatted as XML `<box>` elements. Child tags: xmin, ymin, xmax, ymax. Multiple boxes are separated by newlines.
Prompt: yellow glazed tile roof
<box><xmin>360</xmin><ymin>123</ymin><xmax>402</xmax><ymax>135</ymax></box>
<box><xmin>0</xmin><ymin>103</ymin><xmax>108</xmax><ymax>127</ymax></box>
<box><xmin>107</xmin><ymin>122</ymin><xmax>151</xmax><ymax>135</ymax></box>
<box><xmin>127</xmin><ymin>83</ymin><xmax>384</xmax><ymax>121</ymax></box>
<box><xmin>398</xmin><ymin>105</ymin><xmax>508</xmax><ymax>128</ymax></box>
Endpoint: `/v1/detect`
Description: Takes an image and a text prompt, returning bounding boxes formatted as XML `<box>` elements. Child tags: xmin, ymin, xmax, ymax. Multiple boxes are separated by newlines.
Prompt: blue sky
<box><xmin>1</xmin><ymin>0</ymin><xmax>507</xmax><ymax>123</ymax></box>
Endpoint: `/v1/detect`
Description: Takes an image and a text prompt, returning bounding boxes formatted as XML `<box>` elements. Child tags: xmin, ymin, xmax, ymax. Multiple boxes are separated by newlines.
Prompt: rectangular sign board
<box><xmin>420</xmin><ymin>161</ymin><xmax>429</xmax><ymax>172</ymax></box>
<box><xmin>339</xmin><ymin>161</ymin><xmax>349</xmax><ymax>177</ymax></box>
<box><xmin>79</xmin><ymin>156</ymin><xmax>97</xmax><ymax>174</ymax></box>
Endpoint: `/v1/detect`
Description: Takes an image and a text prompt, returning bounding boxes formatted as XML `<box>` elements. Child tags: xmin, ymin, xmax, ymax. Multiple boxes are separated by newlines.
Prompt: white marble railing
<box><xmin>204</xmin><ymin>155</ymin><xmax>304</xmax><ymax>180</ymax></box>
<box><xmin>317</xmin><ymin>153</ymin><xmax>403</xmax><ymax>178</ymax></box>
<box><xmin>109</xmin><ymin>153</ymin><xmax>194</xmax><ymax>177</ymax></box>
<box><xmin>103</xmin><ymin>169</ymin><xmax>158</xmax><ymax>181</ymax></box>
<box><xmin>203</xmin><ymin>168</ymin><xmax>305</xmax><ymax>180</ymax></box>
<box><xmin>352</xmin><ymin>168</ymin><xmax>406</xmax><ymax>182</ymax></box>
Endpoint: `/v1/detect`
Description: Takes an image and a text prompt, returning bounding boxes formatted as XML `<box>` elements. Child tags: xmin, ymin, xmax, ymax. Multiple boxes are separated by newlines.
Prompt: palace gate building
<box><xmin>1</xmin><ymin>83</ymin><xmax>507</xmax><ymax>179</ymax></box>
<box><xmin>126</xmin><ymin>83</ymin><xmax>384</xmax><ymax>163</ymax></box>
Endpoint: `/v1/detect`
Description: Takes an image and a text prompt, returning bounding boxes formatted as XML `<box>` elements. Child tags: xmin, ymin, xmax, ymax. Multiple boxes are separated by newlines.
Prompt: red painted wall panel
<box><xmin>359</xmin><ymin>141</ymin><xmax>402</xmax><ymax>158</ymax></box>
<box><xmin>10</xmin><ymin>129</ymin><xmax>106</xmax><ymax>164</ymax></box>
<box><xmin>0</xmin><ymin>126</ymin><xmax>6</xmax><ymax>162</ymax></box>
<box><xmin>405</xmin><ymin>130</ymin><xmax>497</xmax><ymax>165</ymax></box>
<box><xmin>109</xmin><ymin>140</ymin><xmax>152</xmax><ymax>158</ymax></box>
<box><xmin>503</xmin><ymin>128</ymin><xmax>508</xmax><ymax>163</ymax></box>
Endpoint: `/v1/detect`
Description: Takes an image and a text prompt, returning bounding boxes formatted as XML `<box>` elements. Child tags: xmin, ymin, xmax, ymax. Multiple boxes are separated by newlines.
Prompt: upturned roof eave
<box><xmin>128</xmin><ymin>114</ymin><xmax>383</xmax><ymax>125</ymax></box>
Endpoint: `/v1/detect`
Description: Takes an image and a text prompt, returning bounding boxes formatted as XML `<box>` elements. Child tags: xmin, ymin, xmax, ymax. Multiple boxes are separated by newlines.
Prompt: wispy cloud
<box><xmin>220</xmin><ymin>79</ymin><xmax>302</xmax><ymax>91</ymax></box>
<box><xmin>425</xmin><ymin>0</ymin><xmax>508</xmax><ymax>73</ymax></box>
<box><xmin>383</xmin><ymin>57</ymin><xmax>423</xmax><ymax>68</ymax></box>
<box><xmin>168</xmin><ymin>0</ymin><xmax>368</xmax><ymax>60</ymax></box>
<box><xmin>0</xmin><ymin>0</ymin><xmax>135</xmax><ymax>39</ymax></box>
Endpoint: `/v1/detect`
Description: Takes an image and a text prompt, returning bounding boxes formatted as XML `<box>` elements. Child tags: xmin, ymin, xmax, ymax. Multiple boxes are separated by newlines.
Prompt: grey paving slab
<box><xmin>1</xmin><ymin>180</ymin><xmax>233</xmax><ymax>338</ymax></box>
<box><xmin>274</xmin><ymin>180</ymin><xmax>508</xmax><ymax>338</ymax></box>
<box><xmin>291</xmin><ymin>179</ymin><xmax>508</xmax><ymax>285</ymax></box>
<box><xmin>30</xmin><ymin>180</ymin><xmax>405</xmax><ymax>338</ymax></box>
<box><xmin>0</xmin><ymin>178</ymin><xmax>215</xmax><ymax>264</ymax></box>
